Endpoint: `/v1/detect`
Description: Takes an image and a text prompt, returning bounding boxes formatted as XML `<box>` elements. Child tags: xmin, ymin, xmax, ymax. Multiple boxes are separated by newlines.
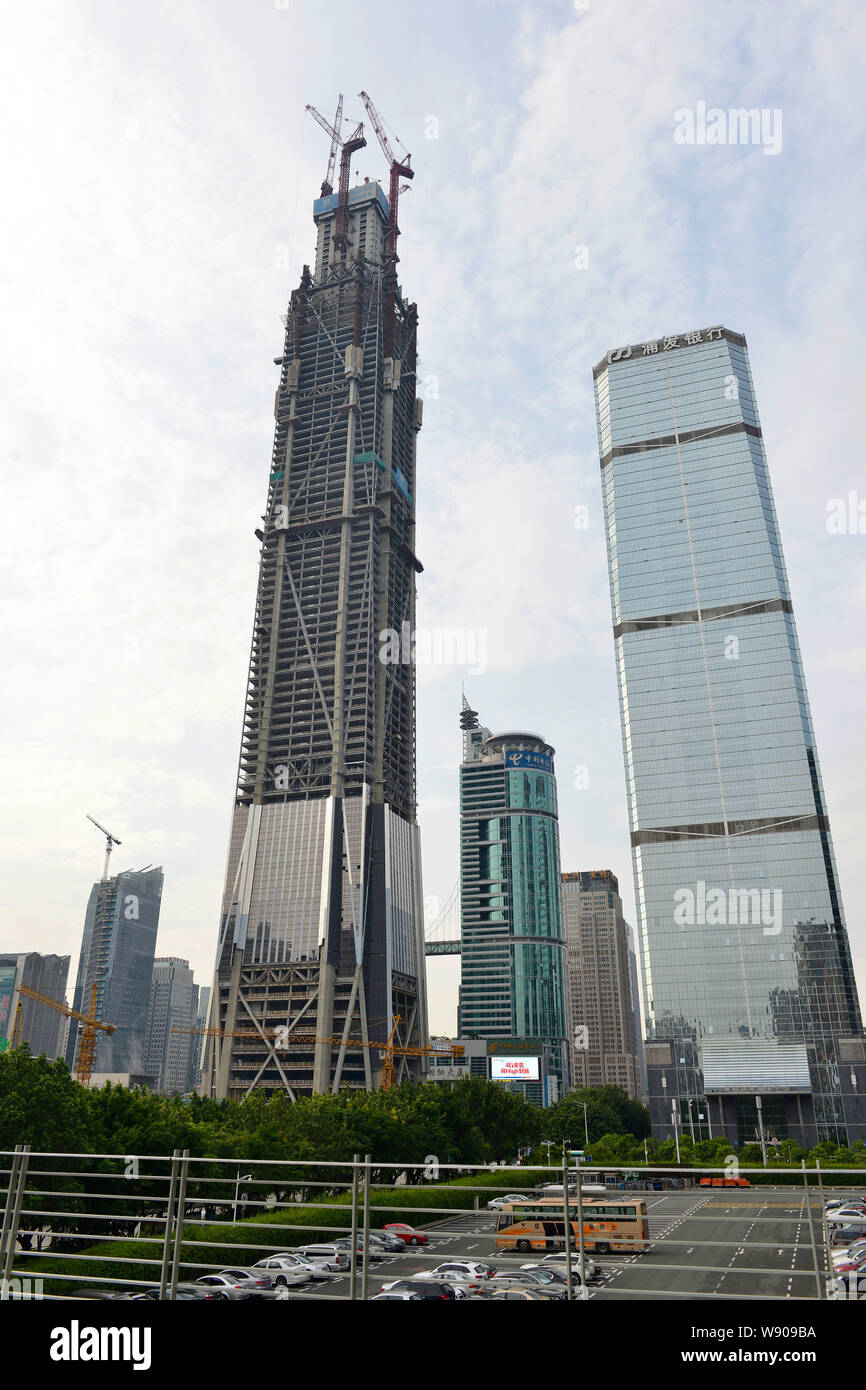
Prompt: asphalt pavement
<box><xmin>285</xmin><ymin>1187</ymin><xmax>834</xmax><ymax>1300</ymax></box>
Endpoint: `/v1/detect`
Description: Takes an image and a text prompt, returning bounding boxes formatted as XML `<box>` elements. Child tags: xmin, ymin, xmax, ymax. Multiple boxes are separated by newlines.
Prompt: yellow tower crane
<box><xmin>15</xmin><ymin>983</ymin><xmax>116</xmax><ymax>1084</ymax></box>
<box><xmin>175</xmin><ymin>1015</ymin><xmax>460</xmax><ymax>1092</ymax></box>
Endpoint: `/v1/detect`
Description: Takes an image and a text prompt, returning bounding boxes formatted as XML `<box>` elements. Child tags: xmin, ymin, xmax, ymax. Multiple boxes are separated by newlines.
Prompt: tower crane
<box><xmin>174</xmin><ymin>1015</ymin><xmax>458</xmax><ymax>1092</ymax></box>
<box><xmin>305</xmin><ymin>97</ymin><xmax>366</xmax><ymax>252</ymax></box>
<box><xmin>358</xmin><ymin>91</ymin><xmax>414</xmax><ymax>262</ymax></box>
<box><xmin>86</xmin><ymin>813</ymin><xmax>121</xmax><ymax>881</ymax></box>
<box><xmin>306</xmin><ymin>93</ymin><xmax>343</xmax><ymax>196</ymax></box>
<box><xmin>14</xmin><ymin>983</ymin><xmax>115</xmax><ymax>1085</ymax></box>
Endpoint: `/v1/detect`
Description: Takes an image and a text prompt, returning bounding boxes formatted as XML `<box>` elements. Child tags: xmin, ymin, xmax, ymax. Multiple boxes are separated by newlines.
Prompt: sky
<box><xmin>1</xmin><ymin>0</ymin><xmax>865</xmax><ymax>1038</ymax></box>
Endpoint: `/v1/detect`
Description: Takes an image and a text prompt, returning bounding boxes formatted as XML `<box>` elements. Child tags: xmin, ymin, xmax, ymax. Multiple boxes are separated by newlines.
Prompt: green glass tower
<box><xmin>458</xmin><ymin>701</ymin><xmax>569</xmax><ymax>1101</ymax></box>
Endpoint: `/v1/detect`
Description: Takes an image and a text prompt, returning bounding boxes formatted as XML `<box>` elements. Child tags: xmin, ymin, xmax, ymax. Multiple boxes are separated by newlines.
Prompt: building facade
<box><xmin>0</xmin><ymin>953</ymin><xmax>70</xmax><ymax>1059</ymax></box>
<box><xmin>458</xmin><ymin>702</ymin><xmax>568</xmax><ymax>1101</ymax></box>
<box><xmin>203</xmin><ymin>144</ymin><xmax>427</xmax><ymax>1100</ymax></box>
<box><xmin>626</xmin><ymin>924</ymin><xmax>649</xmax><ymax>1100</ymax></box>
<box><xmin>66</xmin><ymin>868</ymin><xmax>163</xmax><ymax>1076</ymax></box>
<box><xmin>192</xmin><ymin>985</ymin><xmax>210</xmax><ymax>1090</ymax></box>
<box><xmin>594</xmin><ymin>325</ymin><xmax>863</xmax><ymax>1145</ymax></box>
<box><xmin>145</xmin><ymin>957</ymin><xmax>199</xmax><ymax>1095</ymax></box>
<box><xmin>561</xmin><ymin>871</ymin><xmax>642</xmax><ymax>1099</ymax></box>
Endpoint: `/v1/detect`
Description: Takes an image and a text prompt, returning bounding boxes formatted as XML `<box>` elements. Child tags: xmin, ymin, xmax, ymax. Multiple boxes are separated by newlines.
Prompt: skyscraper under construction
<box><xmin>204</xmin><ymin>97</ymin><xmax>427</xmax><ymax>1101</ymax></box>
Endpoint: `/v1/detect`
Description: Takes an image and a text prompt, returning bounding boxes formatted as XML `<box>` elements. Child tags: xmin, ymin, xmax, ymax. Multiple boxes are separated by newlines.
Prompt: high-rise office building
<box><xmin>0</xmin><ymin>953</ymin><xmax>70</xmax><ymax>1059</ymax></box>
<box><xmin>561</xmin><ymin>871</ymin><xmax>642</xmax><ymax>1099</ymax></box>
<box><xmin>66</xmin><ymin>868</ymin><xmax>163</xmax><ymax>1076</ymax></box>
<box><xmin>625</xmin><ymin>924</ymin><xmax>649</xmax><ymax>1100</ymax></box>
<box><xmin>204</xmin><ymin>121</ymin><xmax>427</xmax><ymax>1101</ymax></box>
<box><xmin>458</xmin><ymin>702</ymin><xmax>568</xmax><ymax>1102</ymax></box>
<box><xmin>594</xmin><ymin>325</ymin><xmax>864</xmax><ymax>1144</ymax></box>
<box><xmin>145</xmin><ymin>958</ymin><xmax>199</xmax><ymax>1095</ymax></box>
<box><xmin>192</xmin><ymin>985</ymin><xmax>210</xmax><ymax>1090</ymax></box>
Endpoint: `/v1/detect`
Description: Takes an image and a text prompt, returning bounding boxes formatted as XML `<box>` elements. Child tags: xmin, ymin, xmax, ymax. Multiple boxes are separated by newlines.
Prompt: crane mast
<box><xmin>358</xmin><ymin>90</ymin><xmax>414</xmax><ymax>262</ymax></box>
<box><xmin>305</xmin><ymin>97</ymin><xmax>366</xmax><ymax>254</ymax></box>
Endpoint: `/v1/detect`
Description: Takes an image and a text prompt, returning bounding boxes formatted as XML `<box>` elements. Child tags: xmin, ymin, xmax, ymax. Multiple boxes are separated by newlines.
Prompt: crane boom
<box><xmin>357</xmin><ymin>90</ymin><xmax>413</xmax><ymax>263</ymax></box>
<box><xmin>306</xmin><ymin>95</ymin><xmax>344</xmax><ymax>196</ymax></box>
<box><xmin>174</xmin><ymin>1014</ymin><xmax>456</xmax><ymax>1090</ymax></box>
<box><xmin>86</xmin><ymin>813</ymin><xmax>122</xmax><ymax>880</ymax></box>
<box><xmin>17</xmin><ymin>983</ymin><xmax>115</xmax><ymax>1033</ymax></box>
<box><xmin>16</xmin><ymin>983</ymin><xmax>115</xmax><ymax>1086</ymax></box>
<box><xmin>306</xmin><ymin>98</ymin><xmax>366</xmax><ymax>252</ymax></box>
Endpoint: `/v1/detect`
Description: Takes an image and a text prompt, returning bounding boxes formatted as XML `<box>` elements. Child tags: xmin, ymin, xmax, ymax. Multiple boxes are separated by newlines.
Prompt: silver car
<box><xmin>194</xmin><ymin>1270</ymin><xmax>270</xmax><ymax>1300</ymax></box>
<box><xmin>293</xmin><ymin>1244</ymin><xmax>351</xmax><ymax>1273</ymax></box>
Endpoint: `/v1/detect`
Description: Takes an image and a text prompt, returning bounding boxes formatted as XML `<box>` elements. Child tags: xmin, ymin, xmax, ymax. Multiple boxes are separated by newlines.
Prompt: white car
<box><xmin>530</xmin><ymin>1253</ymin><xmax>602</xmax><ymax>1279</ymax></box>
<box><xmin>825</xmin><ymin>1207</ymin><xmax>866</xmax><ymax>1225</ymax></box>
<box><xmin>251</xmin><ymin>1255</ymin><xmax>314</xmax><ymax>1286</ymax></box>
<box><xmin>427</xmin><ymin>1260</ymin><xmax>495</xmax><ymax>1290</ymax></box>
<box><xmin>292</xmin><ymin>1244</ymin><xmax>351</xmax><ymax>1273</ymax></box>
<box><xmin>486</xmin><ymin>1195</ymin><xmax>528</xmax><ymax>1211</ymax></box>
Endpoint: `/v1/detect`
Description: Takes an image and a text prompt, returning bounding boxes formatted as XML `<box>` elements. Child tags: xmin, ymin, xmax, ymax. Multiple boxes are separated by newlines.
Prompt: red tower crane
<box><xmin>358</xmin><ymin>90</ymin><xmax>414</xmax><ymax>262</ymax></box>
<box><xmin>305</xmin><ymin>96</ymin><xmax>366</xmax><ymax>253</ymax></box>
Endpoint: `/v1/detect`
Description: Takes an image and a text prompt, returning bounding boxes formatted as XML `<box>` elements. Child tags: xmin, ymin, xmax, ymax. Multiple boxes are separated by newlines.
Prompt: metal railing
<box><xmin>1</xmin><ymin>1146</ymin><xmax>863</xmax><ymax>1301</ymax></box>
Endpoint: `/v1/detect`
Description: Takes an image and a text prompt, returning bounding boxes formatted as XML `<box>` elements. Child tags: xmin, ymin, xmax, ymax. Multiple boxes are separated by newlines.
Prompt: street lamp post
<box><xmin>233</xmin><ymin>1170</ymin><xmax>253</xmax><ymax>1224</ymax></box>
<box><xmin>575</xmin><ymin>1101</ymin><xmax>590</xmax><ymax>1147</ymax></box>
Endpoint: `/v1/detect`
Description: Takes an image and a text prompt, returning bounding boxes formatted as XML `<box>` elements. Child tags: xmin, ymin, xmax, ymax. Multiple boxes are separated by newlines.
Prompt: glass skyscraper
<box><xmin>458</xmin><ymin>701</ymin><xmax>568</xmax><ymax>1100</ymax></box>
<box><xmin>203</xmin><ymin>143</ymin><xmax>427</xmax><ymax>1100</ymax></box>
<box><xmin>594</xmin><ymin>325</ymin><xmax>862</xmax><ymax>1143</ymax></box>
<box><xmin>66</xmin><ymin>867</ymin><xmax>164</xmax><ymax>1076</ymax></box>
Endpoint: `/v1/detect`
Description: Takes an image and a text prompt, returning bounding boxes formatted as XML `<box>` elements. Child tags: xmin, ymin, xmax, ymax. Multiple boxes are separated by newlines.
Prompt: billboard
<box><xmin>504</xmin><ymin>750</ymin><xmax>551</xmax><ymax>774</ymax></box>
<box><xmin>491</xmin><ymin>1055</ymin><xmax>540</xmax><ymax>1082</ymax></box>
<box><xmin>700</xmin><ymin>1040</ymin><xmax>811</xmax><ymax>1094</ymax></box>
<box><xmin>487</xmin><ymin>1038</ymin><xmax>546</xmax><ymax>1056</ymax></box>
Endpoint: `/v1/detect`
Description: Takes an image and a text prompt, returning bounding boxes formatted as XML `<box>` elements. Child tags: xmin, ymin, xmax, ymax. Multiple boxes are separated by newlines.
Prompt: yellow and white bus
<box><xmin>494</xmin><ymin>1196</ymin><xmax>650</xmax><ymax>1256</ymax></box>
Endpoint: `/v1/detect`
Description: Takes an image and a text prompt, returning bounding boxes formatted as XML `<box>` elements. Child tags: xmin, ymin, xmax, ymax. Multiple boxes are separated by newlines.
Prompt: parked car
<box><xmin>830</xmin><ymin>1223</ymin><xmax>866</xmax><ymax>1246</ymax></box>
<box><xmin>474</xmin><ymin>1287</ymin><xmax>558</xmax><ymax>1301</ymax></box>
<box><xmin>194</xmin><ymin>1271</ymin><xmax>270</xmax><ymax>1300</ymax></box>
<box><xmin>427</xmin><ymin>1260</ymin><xmax>496</xmax><ymax>1289</ymax></box>
<box><xmin>486</xmin><ymin>1194</ymin><xmax>529</xmax><ymax>1211</ymax></box>
<box><xmin>482</xmin><ymin>1274</ymin><xmax>567</xmax><ymax>1300</ymax></box>
<box><xmin>825</xmin><ymin>1206</ymin><xmax>866</xmax><ymax>1225</ymax></box>
<box><xmin>408</xmin><ymin>1271</ymin><xmax>472</xmax><ymax>1298</ymax></box>
<box><xmin>531</xmin><ymin>1252</ymin><xmax>602</xmax><ymax>1279</ymax></box>
<box><xmin>376</xmin><ymin>1278</ymin><xmax>455</xmax><ymax>1300</ymax></box>
<box><xmin>330</xmin><ymin>1236</ymin><xmax>388</xmax><ymax>1262</ymax></box>
<box><xmin>293</xmin><ymin>1244</ymin><xmax>351</xmax><ymax>1273</ymax></box>
<box><xmin>128</xmin><ymin>1284</ymin><xmax>218</xmax><ymax>1301</ymax></box>
<box><xmin>250</xmin><ymin>1256</ymin><xmax>313</xmax><ymax>1287</ymax></box>
<box><xmin>370</xmin><ymin>1290</ymin><xmax>426</xmax><ymax>1301</ymax></box>
<box><xmin>832</xmin><ymin>1253</ymin><xmax>866</xmax><ymax>1277</ymax></box>
<box><xmin>383</xmin><ymin>1223</ymin><xmax>428</xmax><ymax>1246</ymax></box>
<box><xmin>371</xmin><ymin>1230</ymin><xmax>405</xmax><ymax>1253</ymax></box>
<box><xmin>832</xmin><ymin>1240</ymin><xmax>866</xmax><ymax>1269</ymax></box>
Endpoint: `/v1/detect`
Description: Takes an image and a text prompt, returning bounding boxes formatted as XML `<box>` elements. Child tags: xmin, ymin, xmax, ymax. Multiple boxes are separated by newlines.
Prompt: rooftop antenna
<box><xmin>86</xmin><ymin>814</ymin><xmax>122</xmax><ymax>881</ymax></box>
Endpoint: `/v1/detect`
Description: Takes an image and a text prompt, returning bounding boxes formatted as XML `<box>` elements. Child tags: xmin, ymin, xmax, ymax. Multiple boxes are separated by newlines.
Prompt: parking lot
<box><xmin>257</xmin><ymin>1186</ymin><xmax>849</xmax><ymax>1300</ymax></box>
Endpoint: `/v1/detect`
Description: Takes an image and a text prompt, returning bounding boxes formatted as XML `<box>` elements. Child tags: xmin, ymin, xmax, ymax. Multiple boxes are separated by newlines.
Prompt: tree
<box><xmin>544</xmin><ymin>1086</ymin><xmax>651</xmax><ymax>1145</ymax></box>
<box><xmin>0</xmin><ymin>1047</ymin><xmax>91</xmax><ymax>1153</ymax></box>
